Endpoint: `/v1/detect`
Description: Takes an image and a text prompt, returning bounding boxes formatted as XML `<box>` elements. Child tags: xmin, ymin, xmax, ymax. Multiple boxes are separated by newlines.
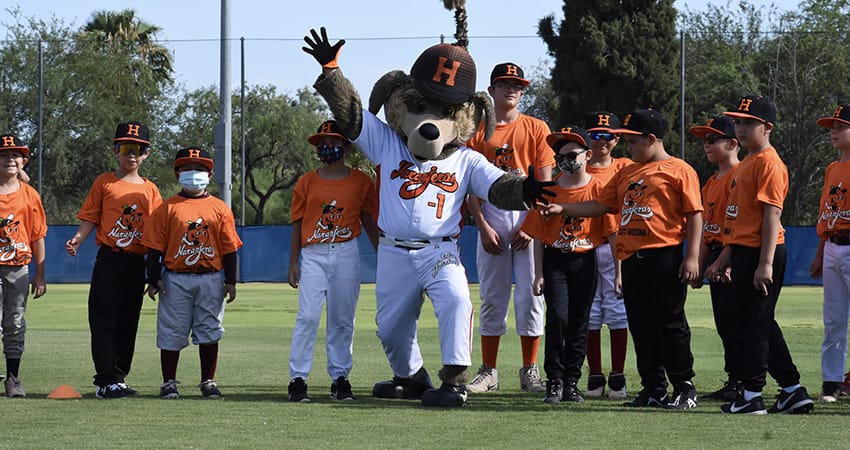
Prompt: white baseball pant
<box><xmin>821</xmin><ymin>240</ymin><xmax>850</xmax><ymax>382</ymax></box>
<box><xmin>588</xmin><ymin>243</ymin><xmax>628</xmax><ymax>330</ymax></box>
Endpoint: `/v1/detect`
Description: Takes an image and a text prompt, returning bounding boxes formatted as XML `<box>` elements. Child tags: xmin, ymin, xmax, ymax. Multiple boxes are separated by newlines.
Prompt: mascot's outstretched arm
<box><xmin>303</xmin><ymin>27</ymin><xmax>363</xmax><ymax>142</ymax></box>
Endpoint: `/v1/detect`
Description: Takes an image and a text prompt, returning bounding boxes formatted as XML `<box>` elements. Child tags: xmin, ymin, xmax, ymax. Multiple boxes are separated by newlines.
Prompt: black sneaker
<box><xmin>372</xmin><ymin>367</ymin><xmax>433</xmax><ymax>400</ymax></box>
<box><xmin>199</xmin><ymin>379</ymin><xmax>222</xmax><ymax>398</ymax></box>
<box><xmin>117</xmin><ymin>382</ymin><xmax>139</xmax><ymax>396</ymax></box>
<box><xmin>543</xmin><ymin>379</ymin><xmax>563</xmax><ymax>404</ymax></box>
<box><xmin>331</xmin><ymin>377</ymin><xmax>355</xmax><ymax>401</ymax></box>
<box><xmin>96</xmin><ymin>383</ymin><xmax>128</xmax><ymax>399</ymax></box>
<box><xmin>705</xmin><ymin>379</ymin><xmax>742</xmax><ymax>402</ymax></box>
<box><xmin>767</xmin><ymin>386</ymin><xmax>814</xmax><ymax>414</ymax></box>
<box><xmin>561</xmin><ymin>379</ymin><xmax>584</xmax><ymax>403</ymax></box>
<box><xmin>159</xmin><ymin>379</ymin><xmax>179</xmax><ymax>399</ymax></box>
<box><xmin>585</xmin><ymin>373</ymin><xmax>605</xmax><ymax>397</ymax></box>
<box><xmin>623</xmin><ymin>387</ymin><xmax>668</xmax><ymax>407</ymax></box>
<box><xmin>288</xmin><ymin>377</ymin><xmax>310</xmax><ymax>403</ymax></box>
<box><xmin>421</xmin><ymin>383</ymin><xmax>467</xmax><ymax>407</ymax></box>
<box><xmin>720</xmin><ymin>392</ymin><xmax>767</xmax><ymax>415</ymax></box>
<box><xmin>667</xmin><ymin>381</ymin><xmax>698</xmax><ymax>410</ymax></box>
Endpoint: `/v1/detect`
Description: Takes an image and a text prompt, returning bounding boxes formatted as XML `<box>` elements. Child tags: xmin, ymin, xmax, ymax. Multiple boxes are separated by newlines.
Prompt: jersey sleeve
<box><xmin>291</xmin><ymin>173</ymin><xmax>308</xmax><ymax>223</ymax></box>
<box><xmin>77</xmin><ymin>175</ymin><xmax>105</xmax><ymax>224</ymax></box>
<box><xmin>597</xmin><ymin>173</ymin><xmax>621</xmax><ymax>212</ymax></box>
<box><xmin>142</xmin><ymin>203</ymin><xmax>168</xmax><ymax>253</ymax></box>
<box><xmin>218</xmin><ymin>203</ymin><xmax>243</xmax><ymax>253</ymax></box>
<box><xmin>533</xmin><ymin>121</ymin><xmax>555</xmax><ymax>170</ymax></box>
<box><xmin>754</xmin><ymin>156</ymin><xmax>787</xmax><ymax>210</ymax></box>
<box><xmin>678</xmin><ymin>163</ymin><xmax>704</xmax><ymax>214</ymax></box>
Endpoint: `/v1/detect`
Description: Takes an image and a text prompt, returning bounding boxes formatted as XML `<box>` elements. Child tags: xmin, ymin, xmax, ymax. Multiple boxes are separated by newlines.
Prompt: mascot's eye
<box><xmin>441</xmin><ymin>106</ymin><xmax>456</xmax><ymax>119</ymax></box>
<box><xmin>406</xmin><ymin>99</ymin><xmax>427</xmax><ymax>114</ymax></box>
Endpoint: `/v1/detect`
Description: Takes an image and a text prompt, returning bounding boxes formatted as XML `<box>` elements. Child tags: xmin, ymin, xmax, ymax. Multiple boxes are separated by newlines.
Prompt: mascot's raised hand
<box><xmin>303</xmin><ymin>27</ymin><xmax>345</xmax><ymax>69</ymax></box>
<box><xmin>522</xmin><ymin>165</ymin><xmax>556</xmax><ymax>207</ymax></box>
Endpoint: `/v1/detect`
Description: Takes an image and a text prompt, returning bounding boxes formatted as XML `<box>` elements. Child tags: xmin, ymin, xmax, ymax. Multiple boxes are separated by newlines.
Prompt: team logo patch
<box><xmin>308</xmin><ymin>199</ymin><xmax>353</xmax><ymax>243</ymax></box>
<box><xmin>107</xmin><ymin>203</ymin><xmax>144</xmax><ymax>248</ymax></box>
<box><xmin>390</xmin><ymin>160</ymin><xmax>459</xmax><ymax>199</ymax></box>
<box><xmin>431</xmin><ymin>252</ymin><xmax>460</xmax><ymax>278</ymax></box>
<box><xmin>0</xmin><ymin>213</ymin><xmax>28</xmax><ymax>264</ymax></box>
<box><xmin>620</xmin><ymin>179</ymin><xmax>653</xmax><ymax>226</ymax></box>
<box><xmin>175</xmin><ymin>218</ymin><xmax>216</xmax><ymax>266</ymax></box>
<box><xmin>550</xmin><ymin>216</ymin><xmax>593</xmax><ymax>253</ymax></box>
<box><xmin>821</xmin><ymin>182</ymin><xmax>850</xmax><ymax>229</ymax></box>
<box><xmin>493</xmin><ymin>144</ymin><xmax>520</xmax><ymax>174</ymax></box>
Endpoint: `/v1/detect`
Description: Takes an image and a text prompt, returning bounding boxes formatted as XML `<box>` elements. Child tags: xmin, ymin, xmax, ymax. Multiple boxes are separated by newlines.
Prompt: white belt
<box><xmin>379</xmin><ymin>233</ymin><xmax>454</xmax><ymax>250</ymax></box>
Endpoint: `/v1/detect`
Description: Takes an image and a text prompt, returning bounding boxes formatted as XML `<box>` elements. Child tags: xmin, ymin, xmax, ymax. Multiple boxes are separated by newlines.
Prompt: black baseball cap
<box><xmin>307</xmin><ymin>120</ymin><xmax>351</xmax><ymax>146</ymax></box>
<box><xmin>490</xmin><ymin>62</ymin><xmax>529</xmax><ymax>86</ymax></box>
<box><xmin>0</xmin><ymin>134</ymin><xmax>29</xmax><ymax>157</ymax></box>
<box><xmin>816</xmin><ymin>104</ymin><xmax>850</xmax><ymax>128</ymax></box>
<box><xmin>723</xmin><ymin>95</ymin><xmax>776</xmax><ymax>124</ymax></box>
<box><xmin>584</xmin><ymin>111</ymin><xmax>622</xmax><ymax>131</ymax></box>
<box><xmin>410</xmin><ymin>43</ymin><xmax>476</xmax><ymax>105</ymax></box>
<box><xmin>173</xmin><ymin>146</ymin><xmax>214</xmax><ymax>171</ymax></box>
<box><xmin>613</xmin><ymin>108</ymin><xmax>669</xmax><ymax>138</ymax></box>
<box><xmin>689</xmin><ymin>116</ymin><xmax>736</xmax><ymax>139</ymax></box>
<box><xmin>113</xmin><ymin>121</ymin><xmax>151</xmax><ymax>145</ymax></box>
<box><xmin>546</xmin><ymin>126</ymin><xmax>590</xmax><ymax>151</ymax></box>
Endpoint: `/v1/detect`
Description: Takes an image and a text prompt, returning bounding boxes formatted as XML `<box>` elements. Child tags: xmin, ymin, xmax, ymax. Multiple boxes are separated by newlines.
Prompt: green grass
<box><xmin>4</xmin><ymin>284</ymin><xmax>847</xmax><ymax>449</ymax></box>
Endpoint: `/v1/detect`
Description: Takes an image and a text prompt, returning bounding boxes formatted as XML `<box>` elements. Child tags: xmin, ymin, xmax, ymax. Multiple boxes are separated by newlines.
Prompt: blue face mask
<box><xmin>317</xmin><ymin>144</ymin><xmax>345</xmax><ymax>164</ymax></box>
<box><xmin>179</xmin><ymin>170</ymin><xmax>210</xmax><ymax>193</ymax></box>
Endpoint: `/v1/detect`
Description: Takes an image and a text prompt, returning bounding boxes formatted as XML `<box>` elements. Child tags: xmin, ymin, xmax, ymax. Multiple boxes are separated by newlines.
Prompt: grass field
<box><xmin>3</xmin><ymin>283</ymin><xmax>847</xmax><ymax>449</ymax></box>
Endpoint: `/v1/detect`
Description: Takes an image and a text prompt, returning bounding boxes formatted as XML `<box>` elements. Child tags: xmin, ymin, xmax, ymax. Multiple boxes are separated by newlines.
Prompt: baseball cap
<box><xmin>723</xmin><ymin>95</ymin><xmax>776</xmax><ymax>124</ymax></box>
<box><xmin>546</xmin><ymin>127</ymin><xmax>590</xmax><ymax>151</ymax></box>
<box><xmin>113</xmin><ymin>121</ymin><xmax>151</xmax><ymax>145</ymax></box>
<box><xmin>307</xmin><ymin>120</ymin><xmax>351</xmax><ymax>146</ymax></box>
<box><xmin>584</xmin><ymin>111</ymin><xmax>622</xmax><ymax>131</ymax></box>
<box><xmin>490</xmin><ymin>62</ymin><xmax>529</xmax><ymax>86</ymax></box>
<box><xmin>410</xmin><ymin>43</ymin><xmax>476</xmax><ymax>105</ymax></box>
<box><xmin>816</xmin><ymin>104</ymin><xmax>850</xmax><ymax>128</ymax></box>
<box><xmin>173</xmin><ymin>146</ymin><xmax>214</xmax><ymax>171</ymax></box>
<box><xmin>613</xmin><ymin>108</ymin><xmax>669</xmax><ymax>138</ymax></box>
<box><xmin>688</xmin><ymin>116</ymin><xmax>736</xmax><ymax>139</ymax></box>
<box><xmin>0</xmin><ymin>134</ymin><xmax>29</xmax><ymax>157</ymax></box>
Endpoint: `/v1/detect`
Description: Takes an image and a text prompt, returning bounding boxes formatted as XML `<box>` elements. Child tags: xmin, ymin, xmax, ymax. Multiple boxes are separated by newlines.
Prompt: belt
<box><xmin>167</xmin><ymin>268</ymin><xmax>217</xmax><ymax>274</ymax></box>
<box><xmin>631</xmin><ymin>245</ymin><xmax>680</xmax><ymax>260</ymax></box>
<box><xmin>829</xmin><ymin>235</ymin><xmax>850</xmax><ymax>246</ymax></box>
<box><xmin>379</xmin><ymin>233</ymin><xmax>453</xmax><ymax>250</ymax></box>
<box><xmin>100</xmin><ymin>245</ymin><xmax>143</xmax><ymax>257</ymax></box>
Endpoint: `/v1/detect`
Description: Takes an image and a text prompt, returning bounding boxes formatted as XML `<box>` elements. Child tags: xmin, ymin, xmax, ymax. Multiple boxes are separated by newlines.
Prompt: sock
<box><xmin>161</xmin><ymin>350</ymin><xmax>180</xmax><ymax>382</ymax></box>
<box><xmin>743</xmin><ymin>389</ymin><xmax>761</xmax><ymax>401</ymax></box>
<box><xmin>199</xmin><ymin>342</ymin><xmax>219</xmax><ymax>382</ymax></box>
<box><xmin>481</xmin><ymin>335</ymin><xmax>500</xmax><ymax>368</ymax></box>
<box><xmin>586</xmin><ymin>329</ymin><xmax>602</xmax><ymax>374</ymax></box>
<box><xmin>782</xmin><ymin>384</ymin><xmax>801</xmax><ymax>393</ymax></box>
<box><xmin>520</xmin><ymin>335</ymin><xmax>540</xmax><ymax>367</ymax></box>
<box><xmin>6</xmin><ymin>358</ymin><xmax>20</xmax><ymax>378</ymax></box>
<box><xmin>610</xmin><ymin>327</ymin><xmax>629</xmax><ymax>374</ymax></box>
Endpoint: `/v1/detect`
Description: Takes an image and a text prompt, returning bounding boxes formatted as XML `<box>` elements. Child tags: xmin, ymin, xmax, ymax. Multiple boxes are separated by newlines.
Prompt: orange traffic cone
<box><xmin>48</xmin><ymin>384</ymin><xmax>82</xmax><ymax>399</ymax></box>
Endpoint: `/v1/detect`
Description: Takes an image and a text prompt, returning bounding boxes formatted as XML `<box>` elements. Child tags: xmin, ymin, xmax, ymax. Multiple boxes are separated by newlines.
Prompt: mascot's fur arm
<box><xmin>489</xmin><ymin>173</ymin><xmax>530</xmax><ymax>211</ymax></box>
<box><xmin>313</xmin><ymin>69</ymin><xmax>363</xmax><ymax>141</ymax></box>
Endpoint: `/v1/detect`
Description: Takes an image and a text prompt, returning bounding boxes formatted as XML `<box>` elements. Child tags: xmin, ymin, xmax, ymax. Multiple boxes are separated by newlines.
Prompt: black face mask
<box><xmin>317</xmin><ymin>144</ymin><xmax>344</xmax><ymax>164</ymax></box>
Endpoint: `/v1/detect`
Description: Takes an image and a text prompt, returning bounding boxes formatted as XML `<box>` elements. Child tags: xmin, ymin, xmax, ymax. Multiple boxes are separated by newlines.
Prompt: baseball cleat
<box><xmin>200</xmin><ymin>379</ymin><xmax>222</xmax><ymax>398</ymax></box>
<box><xmin>720</xmin><ymin>393</ymin><xmax>768</xmax><ymax>414</ymax></box>
<box><xmin>372</xmin><ymin>367</ymin><xmax>433</xmax><ymax>400</ymax></box>
<box><xmin>561</xmin><ymin>379</ymin><xmax>584</xmax><ymax>403</ymax></box>
<box><xmin>4</xmin><ymin>375</ymin><xmax>25</xmax><ymax>398</ymax></box>
<box><xmin>607</xmin><ymin>372</ymin><xmax>627</xmax><ymax>399</ymax></box>
<box><xmin>767</xmin><ymin>386</ymin><xmax>814</xmax><ymax>414</ymax></box>
<box><xmin>667</xmin><ymin>381</ymin><xmax>698</xmax><ymax>410</ymax></box>
<box><xmin>622</xmin><ymin>387</ymin><xmax>668</xmax><ymax>408</ymax></box>
<box><xmin>117</xmin><ymin>382</ymin><xmax>139</xmax><ymax>396</ymax></box>
<box><xmin>584</xmin><ymin>373</ymin><xmax>606</xmax><ymax>398</ymax></box>
<box><xmin>331</xmin><ymin>377</ymin><xmax>355</xmax><ymax>401</ymax></box>
<box><xmin>159</xmin><ymin>379</ymin><xmax>180</xmax><ymax>399</ymax></box>
<box><xmin>543</xmin><ymin>379</ymin><xmax>563</xmax><ymax>404</ymax></box>
<box><xmin>96</xmin><ymin>383</ymin><xmax>128</xmax><ymax>399</ymax></box>
<box><xmin>288</xmin><ymin>377</ymin><xmax>310</xmax><ymax>403</ymax></box>
<box><xmin>519</xmin><ymin>363</ymin><xmax>546</xmax><ymax>392</ymax></box>
<box><xmin>466</xmin><ymin>365</ymin><xmax>499</xmax><ymax>393</ymax></box>
<box><xmin>421</xmin><ymin>383</ymin><xmax>467</xmax><ymax>407</ymax></box>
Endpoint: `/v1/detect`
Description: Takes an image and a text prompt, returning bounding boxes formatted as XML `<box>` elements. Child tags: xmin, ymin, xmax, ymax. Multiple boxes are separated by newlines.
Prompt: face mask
<box><xmin>556</xmin><ymin>152</ymin><xmax>586</xmax><ymax>175</ymax></box>
<box><xmin>317</xmin><ymin>144</ymin><xmax>345</xmax><ymax>164</ymax></box>
<box><xmin>179</xmin><ymin>170</ymin><xmax>210</xmax><ymax>193</ymax></box>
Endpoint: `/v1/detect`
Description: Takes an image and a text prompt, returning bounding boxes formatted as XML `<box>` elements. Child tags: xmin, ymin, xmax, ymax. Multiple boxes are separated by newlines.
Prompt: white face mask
<box><xmin>179</xmin><ymin>170</ymin><xmax>210</xmax><ymax>193</ymax></box>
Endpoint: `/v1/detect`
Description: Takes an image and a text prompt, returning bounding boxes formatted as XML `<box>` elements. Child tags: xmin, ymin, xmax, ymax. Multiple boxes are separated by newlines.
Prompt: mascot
<box><xmin>302</xmin><ymin>0</ymin><xmax>554</xmax><ymax>407</ymax></box>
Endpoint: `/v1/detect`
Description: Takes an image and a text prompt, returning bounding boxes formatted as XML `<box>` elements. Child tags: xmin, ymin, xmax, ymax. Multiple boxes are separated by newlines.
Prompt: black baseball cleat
<box><xmin>623</xmin><ymin>386</ymin><xmax>668</xmax><ymax>408</ymax></box>
<box><xmin>767</xmin><ymin>386</ymin><xmax>814</xmax><ymax>414</ymax></box>
<box><xmin>705</xmin><ymin>379</ymin><xmax>742</xmax><ymax>402</ymax></box>
<box><xmin>720</xmin><ymin>393</ymin><xmax>767</xmax><ymax>415</ymax></box>
<box><xmin>421</xmin><ymin>383</ymin><xmax>467</xmax><ymax>407</ymax></box>
<box><xmin>667</xmin><ymin>381</ymin><xmax>698</xmax><ymax>410</ymax></box>
<box><xmin>372</xmin><ymin>367</ymin><xmax>433</xmax><ymax>400</ymax></box>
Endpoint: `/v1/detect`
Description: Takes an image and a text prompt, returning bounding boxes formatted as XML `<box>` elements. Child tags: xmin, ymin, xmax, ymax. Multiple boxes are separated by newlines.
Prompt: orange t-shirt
<box><xmin>0</xmin><ymin>182</ymin><xmax>47</xmax><ymax>266</ymax></box>
<box><xmin>723</xmin><ymin>147</ymin><xmax>787</xmax><ymax>247</ymax></box>
<box><xmin>291</xmin><ymin>168</ymin><xmax>378</xmax><ymax>247</ymax></box>
<box><xmin>597</xmin><ymin>157</ymin><xmax>703</xmax><ymax>260</ymax></box>
<box><xmin>521</xmin><ymin>175</ymin><xmax>614</xmax><ymax>253</ymax></box>
<box><xmin>142</xmin><ymin>194</ymin><xmax>243</xmax><ymax>272</ymax></box>
<box><xmin>466</xmin><ymin>114</ymin><xmax>554</xmax><ymax>177</ymax></box>
<box><xmin>77</xmin><ymin>172</ymin><xmax>163</xmax><ymax>255</ymax></box>
<box><xmin>701</xmin><ymin>166</ymin><xmax>738</xmax><ymax>246</ymax></box>
<box><xmin>816</xmin><ymin>160</ymin><xmax>850</xmax><ymax>238</ymax></box>
<box><xmin>586</xmin><ymin>157</ymin><xmax>634</xmax><ymax>186</ymax></box>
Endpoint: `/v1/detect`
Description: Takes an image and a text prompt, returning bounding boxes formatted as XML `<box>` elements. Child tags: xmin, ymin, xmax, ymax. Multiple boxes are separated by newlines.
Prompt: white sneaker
<box><xmin>466</xmin><ymin>365</ymin><xmax>499</xmax><ymax>393</ymax></box>
<box><xmin>5</xmin><ymin>375</ymin><xmax>25</xmax><ymax>397</ymax></box>
<box><xmin>519</xmin><ymin>363</ymin><xmax>546</xmax><ymax>392</ymax></box>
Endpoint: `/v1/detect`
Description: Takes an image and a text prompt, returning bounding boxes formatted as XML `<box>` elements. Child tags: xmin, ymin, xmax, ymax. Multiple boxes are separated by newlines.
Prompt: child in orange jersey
<box><xmin>541</xmin><ymin>108</ymin><xmax>703</xmax><ymax>410</ymax></box>
<box><xmin>0</xmin><ymin>134</ymin><xmax>46</xmax><ymax>398</ymax></box>
<box><xmin>707</xmin><ymin>95</ymin><xmax>813</xmax><ymax>415</ymax></box>
<box><xmin>582</xmin><ymin>111</ymin><xmax>631</xmax><ymax>399</ymax></box>
<box><xmin>522</xmin><ymin>127</ymin><xmax>615</xmax><ymax>404</ymax></box>
<box><xmin>809</xmin><ymin>103</ymin><xmax>850</xmax><ymax>403</ymax></box>
<box><xmin>66</xmin><ymin>121</ymin><xmax>162</xmax><ymax>399</ymax></box>
<box><xmin>286</xmin><ymin>120</ymin><xmax>378</xmax><ymax>403</ymax></box>
<box><xmin>143</xmin><ymin>147</ymin><xmax>243</xmax><ymax>400</ymax></box>
<box><xmin>688</xmin><ymin>116</ymin><xmax>741</xmax><ymax>401</ymax></box>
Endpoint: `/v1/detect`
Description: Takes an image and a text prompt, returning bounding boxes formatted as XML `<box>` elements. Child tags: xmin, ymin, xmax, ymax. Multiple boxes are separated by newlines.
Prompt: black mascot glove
<box><xmin>522</xmin><ymin>165</ymin><xmax>556</xmax><ymax>207</ymax></box>
<box><xmin>302</xmin><ymin>27</ymin><xmax>345</xmax><ymax>69</ymax></box>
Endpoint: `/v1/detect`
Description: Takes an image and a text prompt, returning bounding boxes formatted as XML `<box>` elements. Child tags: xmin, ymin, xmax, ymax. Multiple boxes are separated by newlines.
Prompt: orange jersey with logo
<box><xmin>816</xmin><ymin>160</ymin><xmax>850</xmax><ymax>238</ymax></box>
<box><xmin>522</xmin><ymin>175</ymin><xmax>614</xmax><ymax>253</ymax></box>
<box><xmin>292</xmin><ymin>168</ymin><xmax>378</xmax><ymax>247</ymax></box>
<box><xmin>701</xmin><ymin>166</ymin><xmax>738</xmax><ymax>246</ymax></box>
<box><xmin>586</xmin><ymin>157</ymin><xmax>634</xmax><ymax>186</ymax></box>
<box><xmin>142</xmin><ymin>194</ymin><xmax>243</xmax><ymax>272</ymax></box>
<box><xmin>0</xmin><ymin>182</ymin><xmax>47</xmax><ymax>266</ymax></box>
<box><xmin>77</xmin><ymin>173</ymin><xmax>162</xmax><ymax>255</ymax></box>
<box><xmin>467</xmin><ymin>114</ymin><xmax>554</xmax><ymax>177</ymax></box>
<box><xmin>597</xmin><ymin>157</ymin><xmax>703</xmax><ymax>260</ymax></box>
<box><xmin>723</xmin><ymin>147</ymin><xmax>787</xmax><ymax>247</ymax></box>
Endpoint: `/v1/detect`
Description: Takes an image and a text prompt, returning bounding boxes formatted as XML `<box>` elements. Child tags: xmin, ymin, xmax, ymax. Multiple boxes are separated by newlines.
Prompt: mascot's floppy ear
<box><xmin>472</xmin><ymin>91</ymin><xmax>496</xmax><ymax>141</ymax></box>
<box><xmin>369</xmin><ymin>70</ymin><xmax>410</xmax><ymax>115</ymax></box>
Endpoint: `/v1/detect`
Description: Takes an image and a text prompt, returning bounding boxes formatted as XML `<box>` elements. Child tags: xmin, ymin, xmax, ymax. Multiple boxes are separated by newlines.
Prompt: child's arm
<box><xmin>66</xmin><ymin>221</ymin><xmax>96</xmax><ymax>256</ymax></box>
<box><xmin>288</xmin><ymin>220</ymin><xmax>303</xmax><ymax>289</ymax></box>
<box><xmin>540</xmin><ymin>200</ymin><xmax>613</xmax><ymax>219</ymax></box>
<box><xmin>755</xmin><ymin>204</ymin><xmax>782</xmax><ymax>296</ymax></box>
<box><xmin>692</xmin><ymin>242</ymin><xmax>710</xmax><ymax>289</ymax></box>
<box><xmin>679</xmin><ymin>211</ymin><xmax>702</xmax><ymax>284</ymax></box>
<box><xmin>359</xmin><ymin>212</ymin><xmax>379</xmax><ymax>251</ymax></box>
<box><xmin>809</xmin><ymin>237</ymin><xmax>826</xmax><ymax>279</ymax></box>
<box><xmin>30</xmin><ymin>237</ymin><xmax>46</xmax><ymax>298</ymax></box>
<box><xmin>531</xmin><ymin>238</ymin><xmax>544</xmax><ymax>296</ymax></box>
<box><xmin>146</xmin><ymin>249</ymin><xmax>164</xmax><ymax>300</ymax></box>
<box><xmin>468</xmin><ymin>194</ymin><xmax>503</xmax><ymax>255</ymax></box>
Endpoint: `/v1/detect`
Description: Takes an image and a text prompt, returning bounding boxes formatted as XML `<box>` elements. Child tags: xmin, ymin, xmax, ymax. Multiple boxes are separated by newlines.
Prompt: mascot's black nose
<box><xmin>418</xmin><ymin>123</ymin><xmax>440</xmax><ymax>141</ymax></box>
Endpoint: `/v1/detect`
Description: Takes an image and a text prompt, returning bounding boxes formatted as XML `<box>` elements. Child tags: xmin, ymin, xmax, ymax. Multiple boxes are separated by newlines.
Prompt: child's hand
<box><xmin>754</xmin><ymin>262</ymin><xmax>772</xmax><ymax>296</ymax></box>
<box><xmin>532</xmin><ymin>276</ymin><xmax>544</xmax><ymax>296</ymax></box>
<box><xmin>65</xmin><ymin>237</ymin><xmax>80</xmax><ymax>256</ymax></box>
<box><xmin>147</xmin><ymin>281</ymin><xmax>164</xmax><ymax>301</ymax></box>
<box><xmin>539</xmin><ymin>203</ymin><xmax>564</xmax><ymax>217</ymax></box>
<box><xmin>809</xmin><ymin>258</ymin><xmax>823</xmax><ymax>279</ymax></box>
<box><xmin>224</xmin><ymin>284</ymin><xmax>236</xmax><ymax>303</ymax></box>
<box><xmin>288</xmin><ymin>265</ymin><xmax>300</xmax><ymax>289</ymax></box>
<box><xmin>31</xmin><ymin>276</ymin><xmax>46</xmax><ymax>299</ymax></box>
<box><xmin>678</xmin><ymin>257</ymin><xmax>699</xmax><ymax>284</ymax></box>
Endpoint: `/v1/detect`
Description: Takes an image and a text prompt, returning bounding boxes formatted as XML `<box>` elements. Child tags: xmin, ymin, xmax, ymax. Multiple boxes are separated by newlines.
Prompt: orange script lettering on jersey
<box><xmin>390</xmin><ymin>160</ymin><xmax>459</xmax><ymax>199</ymax></box>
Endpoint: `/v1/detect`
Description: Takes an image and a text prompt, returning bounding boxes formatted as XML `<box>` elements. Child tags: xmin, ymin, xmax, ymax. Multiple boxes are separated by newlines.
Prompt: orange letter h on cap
<box><xmin>738</xmin><ymin>99</ymin><xmax>753</xmax><ymax>112</ymax></box>
<box><xmin>597</xmin><ymin>115</ymin><xmax>610</xmax><ymax>126</ymax></box>
<box><xmin>188</xmin><ymin>149</ymin><xmax>201</xmax><ymax>158</ymax></box>
<box><xmin>1</xmin><ymin>136</ymin><xmax>15</xmax><ymax>147</ymax></box>
<box><xmin>321</xmin><ymin>123</ymin><xmax>334</xmax><ymax>134</ymax></box>
<box><xmin>432</xmin><ymin>57</ymin><xmax>460</xmax><ymax>87</ymax></box>
<box><xmin>126</xmin><ymin>124</ymin><xmax>141</xmax><ymax>136</ymax></box>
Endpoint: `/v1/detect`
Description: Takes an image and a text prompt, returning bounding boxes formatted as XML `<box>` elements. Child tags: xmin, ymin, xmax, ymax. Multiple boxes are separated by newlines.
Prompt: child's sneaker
<box><xmin>331</xmin><ymin>377</ymin><xmax>355</xmax><ymax>400</ymax></box>
<box><xmin>667</xmin><ymin>381</ymin><xmax>698</xmax><ymax>410</ymax></box>
<box><xmin>288</xmin><ymin>377</ymin><xmax>310</xmax><ymax>403</ymax></box>
<box><xmin>720</xmin><ymin>392</ymin><xmax>767</xmax><ymax>415</ymax></box>
<box><xmin>96</xmin><ymin>383</ymin><xmax>128</xmax><ymax>399</ymax></box>
<box><xmin>466</xmin><ymin>365</ymin><xmax>499</xmax><ymax>393</ymax></box>
<box><xmin>767</xmin><ymin>386</ymin><xmax>814</xmax><ymax>414</ymax></box>
<box><xmin>543</xmin><ymin>379</ymin><xmax>563</xmax><ymax>404</ymax></box>
<box><xmin>117</xmin><ymin>382</ymin><xmax>139</xmax><ymax>396</ymax></box>
<box><xmin>607</xmin><ymin>372</ymin><xmax>627</xmax><ymax>399</ymax></box>
<box><xmin>840</xmin><ymin>372</ymin><xmax>850</xmax><ymax>396</ymax></box>
<box><xmin>159</xmin><ymin>379</ymin><xmax>180</xmax><ymax>399</ymax></box>
<box><xmin>819</xmin><ymin>382</ymin><xmax>841</xmax><ymax>403</ymax></box>
<box><xmin>584</xmin><ymin>373</ymin><xmax>605</xmax><ymax>398</ymax></box>
<box><xmin>519</xmin><ymin>363</ymin><xmax>545</xmax><ymax>392</ymax></box>
<box><xmin>623</xmin><ymin>386</ymin><xmax>667</xmax><ymax>407</ymax></box>
<box><xmin>5</xmin><ymin>375</ymin><xmax>25</xmax><ymax>398</ymax></box>
<box><xmin>199</xmin><ymin>379</ymin><xmax>221</xmax><ymax>398</ymax></box>
<box><xmin>561</xmin><ymin>379</ymin><xmax>584</xmax><ymax>403</ymax></box>
<box><xmin>705</xmin><ymin>379</ymin><xmax>742</xmax><ymax>402</ymax></box>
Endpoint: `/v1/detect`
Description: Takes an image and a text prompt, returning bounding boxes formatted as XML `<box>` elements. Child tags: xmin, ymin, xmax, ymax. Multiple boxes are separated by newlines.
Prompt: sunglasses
<box><xmin>114</xmin><ymin>142</ymin><xmax>150</xmax><ymax>156</ymax></box>
<box><xmin>703</xmin><ymin>135</ymin><xmax>731</xmax><ymax>145</ymax></box>
<box><xmin>589</xmin><ymin>131</ymin><xmax>616</xmax><ymax>141</ymax></box>
<box><xmin>557</xmin><ymin>149</ymin><xmax>589</xmax><ymax>161</ymax></box>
